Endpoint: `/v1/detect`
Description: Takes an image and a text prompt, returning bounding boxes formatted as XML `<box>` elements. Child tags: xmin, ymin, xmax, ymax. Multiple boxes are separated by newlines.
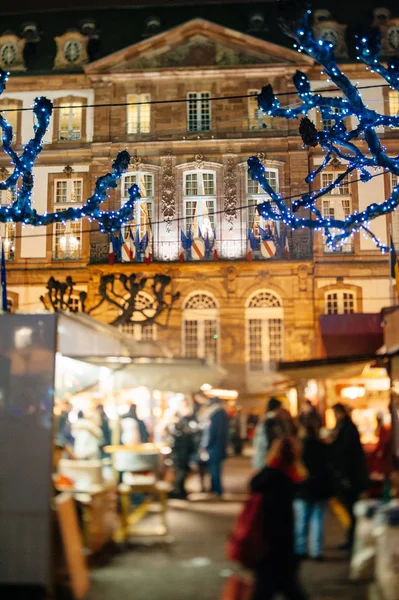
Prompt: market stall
<box><xmin>0</xmin><ymin>312</ymin><xmax>226</xmax><ymax>596</ymax></box>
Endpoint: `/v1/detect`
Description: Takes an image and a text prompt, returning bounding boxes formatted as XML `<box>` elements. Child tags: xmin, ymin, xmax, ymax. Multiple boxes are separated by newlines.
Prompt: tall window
<box><xmin>183</xmin><ymin>292</ymin><xmax>219</xmax><ymax>362</ymax></box>
<box><xmin>248</xmin><ymin>90</ymin><xmax>272</xmax><ymax>130</ymax></box>
<box><xmin>0</xmin><ymin>189</ymin><xmax>16</xmax><ymax>260</ymax></box>
<box><xmin>246</xmin><ymin>291</ymin><xmax>284</xmax><ymax>371</ymax></box>
<box><xmin>119</xmin><ymin>292</ymin><xmax>157</xmax><ymax>340</ymax></box>
<box><xmin>247</xmin><ymin>170</ymin><xmax>279</xmax><ymax>239</ymax></box>
<box><xmin>391</xmin><ymin>174</ymin><xmax>399</xmax><ymax>246</ymax></box>
<box><xmin>321</xmin><ymin>106</ymin><xmax>343</xmax><ymax>131</ymax></box>
<box><xmin>321</xmin><ymin>172</ymin><xmax>353</xmax><ymax>253</ymax></box>
<box><xmin>0</xmin><ymin>99</ymin><xmax>20</xmax><ymax>142</ymax></box>
<box><xmin>184</xmin><ymin>171</ymin><xmax>216</xmax><ymax>236</ymax></box>
<box><xmin>388</xmin><ymin>90</ymin><xmax>399</xmax><ymax>118</ymax></box>
<box><xmin>122</xmin><ymin>172</ymin><xmax>154</xmax><ymax>240</ymax></box>
<box><xmin>58</xmin><ymin>102</ymin><xmax>82</xmax><ymax>141</ymax></box>
<box><xmin>325</xmin><ymin>291</ymin><xmax>355</xmax><ymax>314</ymax></box>
<box><xmin>127</xmin><ymin>94</ymin><xmax>151</xmax><ymax>134</ymax></box>
<box><xmin>53</xmin><ymin>178</ymin><xmax>83</xmax><ymax>260</ymax></box>
<box><xmin>187</xmin><ymin>92</ymin><xmax>211</xmax><ymax>132</ymax></box>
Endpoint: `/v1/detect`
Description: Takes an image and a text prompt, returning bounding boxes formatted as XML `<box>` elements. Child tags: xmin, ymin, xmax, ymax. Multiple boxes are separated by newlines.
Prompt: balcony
<box><xmin>90</xmin><ymin>236</ymin><xmax>312</xmax><ymax>265</ymax></box>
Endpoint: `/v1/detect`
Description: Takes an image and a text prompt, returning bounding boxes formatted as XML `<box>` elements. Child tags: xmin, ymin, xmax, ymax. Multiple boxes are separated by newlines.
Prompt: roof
<box><xmin>0</xmin><ymin>1</ymin><xmax>397</xmax><ymax>75</ymax></box>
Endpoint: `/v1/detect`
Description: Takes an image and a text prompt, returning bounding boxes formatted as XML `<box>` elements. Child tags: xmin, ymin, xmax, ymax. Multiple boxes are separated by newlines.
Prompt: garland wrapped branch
<box><xmin>248</xmin><ymin>2</ymin><xmax>399</xmax><ymax>251</ymax></box>
<box><xmin>0</xmin><ymin>69</ymin><xmax>140</xmax><ymax>231</ymax></box>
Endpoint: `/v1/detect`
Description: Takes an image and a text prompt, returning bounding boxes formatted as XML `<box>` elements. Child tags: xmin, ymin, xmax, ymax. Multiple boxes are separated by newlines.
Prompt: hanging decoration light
<box><xmin>248</xmin><ymin>2</ymin><xmax>399</xmax><ymax>252</ymax></box>
<box><xmin>0</xmin><ymin>69</ymin><xmax>140</xmax><ymax>232</ymax></box>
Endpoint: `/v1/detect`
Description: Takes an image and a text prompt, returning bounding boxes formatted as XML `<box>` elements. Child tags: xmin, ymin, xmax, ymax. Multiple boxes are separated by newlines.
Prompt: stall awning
<box><xmin>320</xmin><ymin>313</ymin><xmax>383</xmax><ymax>358</ymax></box>
<box><xmin>72</xmin><ymin>356</ymin><xmax>227</xmax><ymax>394</ymax></box>
<box><xmin>277</xmin><ymin>353</ymin><xmax>384</xmax><ymax>383</ymax></box>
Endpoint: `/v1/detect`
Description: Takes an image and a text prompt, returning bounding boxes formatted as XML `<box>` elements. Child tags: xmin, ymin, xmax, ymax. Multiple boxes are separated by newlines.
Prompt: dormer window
<box><xmin>387</xmin><ymin>26</ymin><xmax>399</xmax><ymax>50</ymax></box>
<box><xmin>64</xmin><ymin>40</ymin><xmax>82</xmax><ymax>64</ymax></box>
<box><xmin>54</xmin><ymin>31</ymin><xmax>88</xmax><ymax>70</ymax></box>
<box><xmin>0</xmin><ymin>33</ymin><xmax>25</xmax><ymax>70</ymax></box>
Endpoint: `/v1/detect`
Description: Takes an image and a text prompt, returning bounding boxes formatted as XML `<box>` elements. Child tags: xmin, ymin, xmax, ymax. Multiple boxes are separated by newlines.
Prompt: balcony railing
<box><xmin>90</xmin><ymin>236</ymin><xmax>312</xmax><ymax>264</ymax></box>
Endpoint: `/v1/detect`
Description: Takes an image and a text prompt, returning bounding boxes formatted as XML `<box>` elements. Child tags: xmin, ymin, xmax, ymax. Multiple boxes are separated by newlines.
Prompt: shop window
<box><xmin>126</xmin><ymin>94</ymin><xmax>151</xmax><ymax>134</ymax></box>
<box><xmin>247</xmin><ymin>169</ymin><xmax>279</xmax><ymax>240</ymax></box>
<box><xmin>121</xmin><ymin>172</ymin><xmax>153</xmax><ymax>241</ymax></box>
<box><xmin>321</xmin><ymin>172</ymin><xmax>353</xmax><ymax>254</ymax></box>
<box><xmin>183</xmin><ymin>292</ymin><xmax>219</xmax><ymax>362</ymax></box>
<box><xmin>325</xmin><ymin>290</ymin><xmax>355</xmax><ymax>314</ymax></box>
<box><xmin>187</xmin><ymin>92</ymin><xmax>211</xmax><ymax>132</ymax></box>
<box><xmin>184</xmin><ymin>171</ymin><xmax>216</xmax><ymax>237</ymax></box>
<box><xmin>248</xmin><ymin>89</ymin><xmax>272</xmax><ymax>130</ymax></box>
<box><xmin>246</xmin><ymin>290</ymin><xmax>284</xmax><ymax>371</ymax></box>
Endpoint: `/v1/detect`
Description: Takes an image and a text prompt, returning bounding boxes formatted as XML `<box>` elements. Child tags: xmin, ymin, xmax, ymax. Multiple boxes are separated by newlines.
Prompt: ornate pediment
<box><xmin>86</xmin><ymin>18</ymin><xmax>312</xmax><ymax>74</ymax></box>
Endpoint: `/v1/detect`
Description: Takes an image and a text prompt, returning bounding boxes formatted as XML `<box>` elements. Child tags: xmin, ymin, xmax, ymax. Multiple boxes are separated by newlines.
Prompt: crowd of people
<box><xmin>246</xmin><ymin>397</ymin><xmax>394</xmax><ymax>600</ymax></box>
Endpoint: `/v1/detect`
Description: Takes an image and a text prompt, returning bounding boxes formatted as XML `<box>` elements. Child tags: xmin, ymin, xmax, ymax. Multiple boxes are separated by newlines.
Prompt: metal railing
<box><xmin>90</xmin><ymin>236</ymin><xmax>313</xmax><ymax>264</ymax></box>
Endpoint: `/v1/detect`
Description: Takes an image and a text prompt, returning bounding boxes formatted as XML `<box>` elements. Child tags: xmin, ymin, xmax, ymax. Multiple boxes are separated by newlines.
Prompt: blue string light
<box><xmin>248</xmin><ymin>6</ymin><xmax>399</xmax><ymax>252</ymax></box>
<box><xmin>0</xmin><ymin>68</ymin><xmax>140</xmax><ymax>232</ymax></box>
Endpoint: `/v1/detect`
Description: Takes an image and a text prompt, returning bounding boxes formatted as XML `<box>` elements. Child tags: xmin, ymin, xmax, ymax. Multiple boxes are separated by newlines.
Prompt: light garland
<box><xmin>248</xmin><ymin>3</ymin><xmax>399</xmax><ymax>252</ymax></box>
<box><xmin>0</xmin><ymin>69</ymin><xmax>140</xmax><ymax>232</ymax></box>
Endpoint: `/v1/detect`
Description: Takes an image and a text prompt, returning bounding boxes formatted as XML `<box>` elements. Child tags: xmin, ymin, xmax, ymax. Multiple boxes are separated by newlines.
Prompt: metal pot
<box><xmin>113</xmin><ymin>451</ymin><xmax>159</xmax><ymax>473</ymax></box>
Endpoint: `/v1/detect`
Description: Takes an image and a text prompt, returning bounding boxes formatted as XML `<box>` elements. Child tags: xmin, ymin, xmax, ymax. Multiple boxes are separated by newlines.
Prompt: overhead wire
<box><xmin>3</xmin><ymin>168</ymin><xmax>389</xmax><ymax>242</ymax></box>
<box><xmin>0</xmin><ymin>82</ymin><xmax>395</xmax><ymax>113</ymax></box>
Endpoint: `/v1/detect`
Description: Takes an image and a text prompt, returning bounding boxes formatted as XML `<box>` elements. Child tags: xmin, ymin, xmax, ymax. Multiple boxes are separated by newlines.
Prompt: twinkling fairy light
<box><xmin>248</xmin><ymin>2</ymin><xmax>399</xmax><ymax>252</ymax></box>
<box><xmin>0</xmin><ymin>69</ymin><xmax>140</xmax><ymax>232</ymax></box>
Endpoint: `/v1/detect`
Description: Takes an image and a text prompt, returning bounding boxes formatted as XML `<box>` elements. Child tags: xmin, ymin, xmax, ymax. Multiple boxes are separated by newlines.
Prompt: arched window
<box><xmin>246</xmin><ymin>169</ymin><xmax>279</xmax><ymax>241</ymax></box>
<box><xmin>119</xmin><ymin>291</ymin><xmax>156</xmax><ymax>341</ymax></box>
<box><xmin>184</xmin><ymin>170</ymin><xmax>216</xmax><ymax>237</ymax></box>
<box><xmin>183</xmin><ymin>292</ymin><xmax>219</xmax><ymax>362</ymax></box>
<box><xmin>246</xmin><ymin>290</ymin><xmax>284</xmax><ymax>371</ymax></box>
<box><xmin>325</xmin><ymin>290</ymin><xmax>355</xmax><ymax>314</ymax></box>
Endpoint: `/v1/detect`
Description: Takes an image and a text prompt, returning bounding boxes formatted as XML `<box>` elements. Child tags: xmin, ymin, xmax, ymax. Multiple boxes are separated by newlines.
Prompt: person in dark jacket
<box><xmin>251</xmin><ymin>438</ymin><xmax>308</xmax><ymax>600</ymax></box>
<box><xmin>299</xmin><ymin>400</ymin><xmax>323</xmax><ymax>431</ymax></box>
<box><xmin>168</xmin><ymin>398</ymin><xmax>197</xmax><ymax>499</ymax></box>
<box><xmin>122</xmin><ymin>403</ymin><xmax>149</xmax><ymax>443</ymax></box>
<box><xmin>200</xmin><ymin>397</ymin><xmax>229</xmax><ymax>497</ymax></box>
<box><xmin>294</xmin><ymin>420</ymin><xmax>332</xmax><ymax>560</ymax></box>
<box><xmin>330</xmin><ymin>403</ymin><xmax>369</xmax><ymax>551</ymax></box>
<box><xmin>96</xmin><ymin>404</ymin><xmax>111</xmax><ymax>456</ymax></box>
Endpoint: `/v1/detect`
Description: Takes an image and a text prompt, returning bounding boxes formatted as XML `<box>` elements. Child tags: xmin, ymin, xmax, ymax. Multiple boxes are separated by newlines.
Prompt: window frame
<box><xmin>119</xmin><ymin>321</ymin><xmax>157</xmax><ymax>341</ymax></box>
<box><xmin>245</xmin><ymin>291</ymin><xmax>284</xmax><ymax>372</ymax></box>
<box><xmin>248</xmin><ymin>89</ymin><xmax>272</xmax><ymax>130</ymax></box>
<box><xmin>121</xmin><ymin>171</ymin><xmax>154</xmax><ymax>241</ymax></box>
<box><xmin>52</xmin><ymin>95</ymin><xmax>87</xmax><ymax>144</ymax></box>
<box><xmin>324</xmin><ymin>290</ymin><xmax>355</xmax><ymax>315</ymax></box>
<box><xmin>320</xmin><ymin>171</ymin><xmax>354</xmax><ymax>254</ymax></box>
<box><xmin>0</xmin><ymin>98</ymin><xmax>22</xmax><ymax>145</ymax></box>
<box><xmin>182</xmin><ymin>292</ymin><xmax>219</xmax><ymax>363</ymax></box>
<box><xmin>183</xmin><ymin>170</ymin><xmax>216</xmax><ymax>236</ymax></box>
<box><xmin>52</xmin><ymin>177</ymin><xmax>83</xmax><ymax>261</ymax></box>
<box><xmin>126</xmin><ymin>93</ymin><xmax>151</xmax><ymax>135</ymax></box>
<box><xmin>246</xmin><ymin>168</ymin><xmax>279</xmax><ymax>240</ymax></box>
<box><xmin>187</xmin><ymin>91</ymin><xmax>211</xmax><ymax>132</ymax></box>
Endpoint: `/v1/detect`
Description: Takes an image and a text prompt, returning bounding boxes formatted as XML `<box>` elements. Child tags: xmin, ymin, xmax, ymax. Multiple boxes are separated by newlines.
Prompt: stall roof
<box><xmin>57</xmin><ymin>312</ymin><xmax>170</xmax><ymax>359</ymax></box>
<box><xmin>72</xmin><ymin>355</ymin><xmax>227</xmax><ymax>394</ymax></box>
<box><xmin>277</xmin><ymin>353</ymin><xmax>389</xmax><ymax>383</ymax></box>
<box><xmin>319</xmin><ymin>313</ymin><xmax>384</xmax><ymax>358</ymax></box>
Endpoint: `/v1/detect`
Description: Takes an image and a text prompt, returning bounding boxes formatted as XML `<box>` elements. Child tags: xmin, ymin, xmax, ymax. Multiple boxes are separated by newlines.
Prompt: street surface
<box><xmin>88</xmin><ymin>456</ymin><xmax>368</xmax><ymax>600</ymax></box>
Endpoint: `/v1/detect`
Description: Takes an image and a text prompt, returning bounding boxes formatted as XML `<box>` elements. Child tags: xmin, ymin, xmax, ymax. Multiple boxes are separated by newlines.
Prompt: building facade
<box><xmin>0</xmin><ymin>5</ymin><xmax>398</xmax><ymax>404</ymax></box>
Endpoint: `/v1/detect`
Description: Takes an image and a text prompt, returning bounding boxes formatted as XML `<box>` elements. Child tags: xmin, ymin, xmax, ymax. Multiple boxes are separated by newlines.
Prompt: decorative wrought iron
<box><xmin>40</xmin><ymin>276</ymin><xmax>87</xmax><ymax>312</ymax></box>
<box><xmin>88</xmin><ymin>273</ymin><xmax>180</xmax><ymax>327</ymax></box>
